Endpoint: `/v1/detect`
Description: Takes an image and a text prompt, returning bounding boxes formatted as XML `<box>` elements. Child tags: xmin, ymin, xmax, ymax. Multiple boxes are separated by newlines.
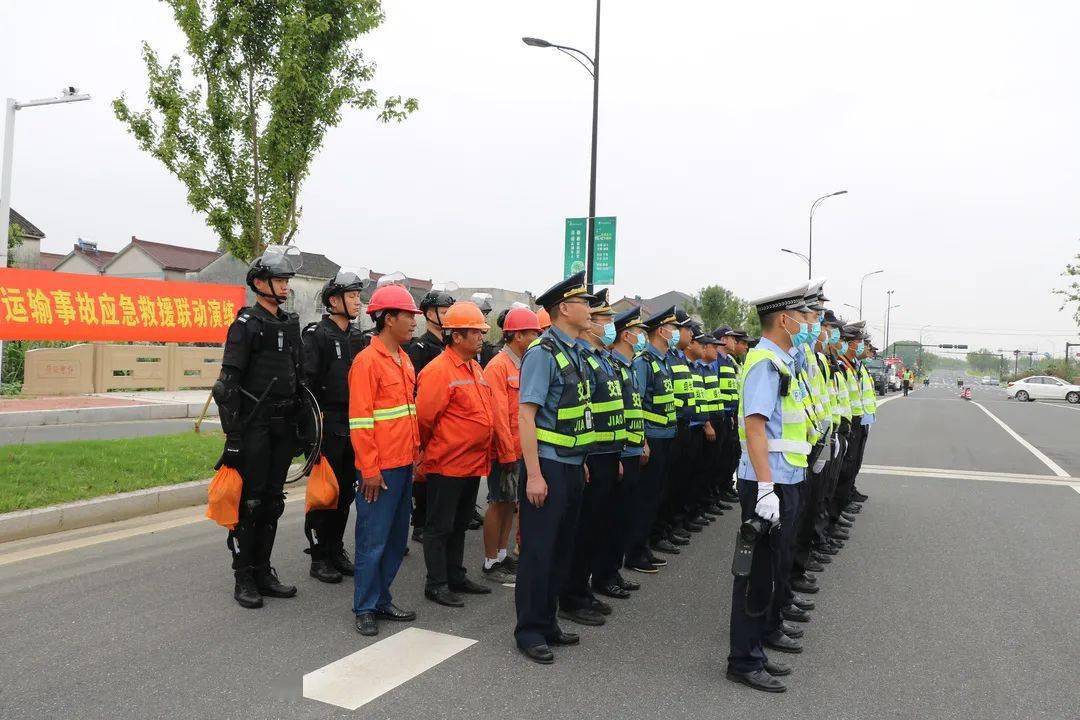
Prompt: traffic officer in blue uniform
<box><xmin>726</xmin><ymin>283</ymin><xmax>814</xmax><ymax>693</ymax></box>
<box><xmin>558</xmin><ymin>288</ymin><xmax>624</xmax><ymax>625</ymax></box>
<box><xmin>594</xmin><ymin>306</ymin><xmax>648</xmax><ymax>598</ymax></box>
<box><xmin>661</xmin><ymin>308</ymin><xmax>699</xmax><ymax>547</ymax></box>
<box><xmin>714</xmin><ymin>327</ymin><xmax>748</xmax><ymax>505</ymax></box>
<box><xmin>515</xmin><ymin>271</ymin><xmax>596</xmax><ymax>664</ymax></box>
<box><xmin>626</xmin><ymin>306</ymin><xmax>679</xmax><ymax>573</ymax></box>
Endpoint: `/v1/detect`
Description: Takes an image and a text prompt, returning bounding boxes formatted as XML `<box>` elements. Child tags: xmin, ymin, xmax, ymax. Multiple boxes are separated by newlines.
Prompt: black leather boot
<box><xmin>254</xmin><ymin>566</ymin><xmax>297</xmax><ymax>598</ymax></box>
<box><xmin>309</xmin><ymin>547</ymin><xmax>343</xmax><ymax>584</ymax></box>
<box><xmin>329</xmin><ymin>545</ymin><xmax>355</xmax><ymax>577</ymax></box>
<box><xmin>233</xmin><ymin>567</ymin><xmax>264</xmax><ymax>609</ymax></box>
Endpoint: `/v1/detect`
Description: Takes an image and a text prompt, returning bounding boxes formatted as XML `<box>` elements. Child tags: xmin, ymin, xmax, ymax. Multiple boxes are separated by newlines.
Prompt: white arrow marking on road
<box><xmin>302</xmin><ymin>627</ymin><xmax>476</xmax><ymax>711</ymax></box>
<box><xmin>969</xmin><ymin>401</ymin><xmax>1071</xmax><ymax>477</ymax></box>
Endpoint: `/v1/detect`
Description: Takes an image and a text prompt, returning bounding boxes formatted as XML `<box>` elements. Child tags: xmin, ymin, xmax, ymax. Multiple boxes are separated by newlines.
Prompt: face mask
<box><xmin>810</xmin><ymin>320</ymin><xmax>822</xmax><ymax>340</ymax></box>
<box><xmin>633</xmin><ymin>331</ymin><xmax>648</xmax><ymax>354</ymax></box>
<box><xmin>667</xmin><ymin>327</ymin><xmax>680</xmax><ymax>351</ymax></box>
<box><xmin>782</xmin><ymin>314</ymin><xmax>810</xmax><ymax>346</ymax></box>
<box><xmin>829</xmin><ymin>328</ymin><xmax>841</xmax><ymax>345</ymax></box>
<box><xmin>600</xmin><ymin>322</ymin><xmax>617</xmax><ymax>346</ymax></box>
<box><xmin>838</xmin><ymin>341</ymin><xmax>848</xmax><ymax>355</ymax></box>
<box><xmin>856</xmin><ymin>342</ymin><xmax>865</xmax><ymax>355</ymax></box>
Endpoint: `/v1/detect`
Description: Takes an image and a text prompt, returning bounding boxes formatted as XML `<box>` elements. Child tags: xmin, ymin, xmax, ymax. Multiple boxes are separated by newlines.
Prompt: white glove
<box><xmin>755</xmin><ymin>483</ymin><xmax>780</xmax><ymax>523</ymax></box>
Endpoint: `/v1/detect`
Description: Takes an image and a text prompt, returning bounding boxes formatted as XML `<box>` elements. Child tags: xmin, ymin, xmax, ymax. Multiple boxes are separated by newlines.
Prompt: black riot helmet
<box><xmin>420</xmin><ymin>283</ymin><xmax>458</xmax><ymax>312</ymax></box>
<box><xmin>247</xmin><ymin>245</ymin><xmax>302</xmax><ymax>304</ymax></box>
<box><xmin>320</xmin><ymin>267</ymin><xmax>370</xmax><ymax>319</ymax></box>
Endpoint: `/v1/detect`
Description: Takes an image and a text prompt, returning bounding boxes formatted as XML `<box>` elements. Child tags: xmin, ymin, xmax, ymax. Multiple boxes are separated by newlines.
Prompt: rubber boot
<box><xmin>233</xmin><ymin>567</ymin><xmax>264</xmax><ymax>609</ymax></box>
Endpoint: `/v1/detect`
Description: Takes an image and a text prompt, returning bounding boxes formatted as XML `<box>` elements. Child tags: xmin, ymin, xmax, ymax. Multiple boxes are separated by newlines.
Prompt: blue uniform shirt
<box><xmin>736</xmin><ymin>336</ymin><xmax>805</xmax><ymax>485</ymax></box>
<box><xmin>610</xmin><ymin>348</ymin><xmax>644</xmax><ymax>458</ymax></box>
<box><xmin>633</xmin><ymin>343</ymin><xmax>676</xmax><ymax>440</ymax></box>
<box><xmin>519</xmin><ymin>325</ymin><xmax>587</xmax><ymax>466</ymax></box>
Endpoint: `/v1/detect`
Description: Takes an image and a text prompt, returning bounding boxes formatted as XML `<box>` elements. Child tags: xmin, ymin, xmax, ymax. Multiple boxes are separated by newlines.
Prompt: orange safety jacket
<box><xmin>483</xmin><ymin>347</ymin><xmax>522</xmax><ymax>464</ymax></box>
<box><xmin>416</xmin><ymin>347</ymin><xmax>506</xmax><ymax>478</ymax></box>
<box><xmin>348</xmin><ymin>335</ymin><xmax>420</xmax><ymax>479</ymax></box>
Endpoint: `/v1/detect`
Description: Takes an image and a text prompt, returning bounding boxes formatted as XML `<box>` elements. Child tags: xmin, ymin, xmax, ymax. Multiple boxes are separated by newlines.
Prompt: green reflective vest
<box><xmin>859</xmin><ymin>364</ymin><xmax>878</xmax><ymax>414</ymax></box>
<box><xmin>668</xmin><ymin>352</ymin><xmax>696</xmax><ymax>411</ymax></box>
<box><xmin>737</xmin><ymin>347</ymin><xmax>811</xmax><ymax>468</ymax></box>
<box><xmin>584</xmin><ymin>350</ymin><xmax>627</xmax><ymax>454</ymax></box>
<box><xmin>616</xmin><ymin>362</ymin><xmax>645</xmax><ymax>447</ymax></box>
<box><xmin>642</xmin><ymin>357</ymin><xmax>676</xmax><ymax>429</ymax></box>
<box><xmin>529</xmin><ymin>337</ymin><xmax>596</xmax><ymax>456</ymax></box>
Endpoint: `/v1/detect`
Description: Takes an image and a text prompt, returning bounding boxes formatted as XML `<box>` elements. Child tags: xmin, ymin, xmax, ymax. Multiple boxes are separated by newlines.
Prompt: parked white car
<box><xmin>1006</xmin><ymin>376</ymin><xmax>1080</xmax><ymax>403</ymax></box>
<box><xmin>980</xmin><ymin>376</ymin><xmax>999</xmax><ymax>386</ymax></box>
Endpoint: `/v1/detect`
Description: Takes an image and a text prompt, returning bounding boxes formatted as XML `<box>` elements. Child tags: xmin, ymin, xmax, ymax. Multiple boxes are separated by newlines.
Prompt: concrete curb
<box><xmin>0</xmin><ymin>471</ymin><xmax>306</xmax><ymax>545</ymax></box>
<box><xmin>0</xmin><ymin>402</ymin><xmax>219</xmax><ymax>428</ymax></box>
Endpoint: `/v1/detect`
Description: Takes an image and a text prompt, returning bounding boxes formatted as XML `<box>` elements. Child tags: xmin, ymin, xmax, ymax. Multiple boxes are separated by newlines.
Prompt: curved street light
<box><xmin>808</xmin><ymin>190</ymin><xmax>848</xmax><ymax>278</ymax></box>
<box><xmin>522</xmin><ymin>0</ymin><xmax>603</xmax><ymax>288</ymax></box>
<box><xmin>780</xmin><ymin>248</ymin><xmax>810</xmax><ymax>266</ymax></box>
<box><xmin>858</xmin><ymin>269</ymin><xmax>884</xmax><ymax>320</ymax></box>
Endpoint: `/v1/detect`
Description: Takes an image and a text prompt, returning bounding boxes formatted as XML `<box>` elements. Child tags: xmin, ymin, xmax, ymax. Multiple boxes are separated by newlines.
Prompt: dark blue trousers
<box><xmin>727</xmin><ymin>479</ymin><xmax>801</xmax><ymax>674</ymax></box>
<box><xmin>627</xmin><ymin>436</ymin><xmax>671</xmax><ymax>562</ymax></box>
<box><xmin>596</xmin><ymin>455</ymin><xmax>641</xmax><ymax>586</ymax></box>
<box><xmin>515</xmin><ymin>458</ymin><xmax>585</xmax><ymax>650</ymax></box>
<box><xmin>560</xmin><ymin>453</ymin><xmax>619</xmax><ymax>609</ymax></box>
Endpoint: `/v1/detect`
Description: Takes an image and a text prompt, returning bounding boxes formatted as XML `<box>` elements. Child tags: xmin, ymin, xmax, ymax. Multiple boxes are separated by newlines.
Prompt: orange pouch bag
<box><xmin>206</xmin><ymin>466</ymin><xmax>243</xmax><ymax>529</ymax></box>
<box><xmin>305</xmin><ymin>455</ymin><xmax>340</xmax><ymax>513</ymax></box>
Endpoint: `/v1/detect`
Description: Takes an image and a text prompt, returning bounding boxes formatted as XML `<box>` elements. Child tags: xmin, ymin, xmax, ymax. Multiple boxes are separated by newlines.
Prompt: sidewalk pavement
<box><xmin>0</xmin><ymin>390</ymin><xmax>217</xmax><ymax>428</ymax></box>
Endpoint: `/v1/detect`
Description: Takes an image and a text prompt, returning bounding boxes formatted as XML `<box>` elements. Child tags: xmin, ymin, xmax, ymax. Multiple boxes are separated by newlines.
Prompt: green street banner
<box><xmin>564</xmin><ymin>218</ymin><xmax>587</xmax><ymax>278</ymax></box>
<box><xmin>592</xmin><ymin>216</ymin><xmax>616</xmax><ymax>284</ymax></box>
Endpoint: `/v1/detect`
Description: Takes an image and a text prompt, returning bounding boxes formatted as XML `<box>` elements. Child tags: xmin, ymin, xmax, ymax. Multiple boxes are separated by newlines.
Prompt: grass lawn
<box><xmin>0</xmin><ymin>430</ymin><xmax>225</xmax><ymax>513</ymax></box>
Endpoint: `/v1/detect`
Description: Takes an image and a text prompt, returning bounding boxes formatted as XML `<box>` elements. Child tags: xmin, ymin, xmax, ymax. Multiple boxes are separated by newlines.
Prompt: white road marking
<box><xmin>303</xmin><ymin>628</ymin><xmax>476</xmax><ymax>711</ymax></box>
<box><xmin>860</xmin><ymin>464</ymin><xmax>1080</xmax><ymax>491</ymax></box>
<box><xmin>876</xmin><ymin>394</ymin><xmax>900</xmax><ymax>408</ymax></box>
<box><xmin>969</xmin><ymin>401</ymin><xmax>1071</xmax><ymax>478</ymax></box>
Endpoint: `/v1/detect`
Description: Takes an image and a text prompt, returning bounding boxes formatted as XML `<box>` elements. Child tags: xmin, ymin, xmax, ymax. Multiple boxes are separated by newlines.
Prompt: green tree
<box><xmin>113</xmin><ymin>0</ymin><xmax>417</xmax><ymax>261</ymax></box>
<box><xmin>966</xmin><ymin>348</ymin><xmax>1000</xmax><ymax>374</ymax></box>
<box><xmin>1055</xmin><ymin>239</ymin><xmax>1080</xmax><ymax>326</ymax></box>
<box><xmin>6</xmin><ymin>223</ymin><xmax>21</xmax><ymax>266</ymax></box>
<box><xmin>686</xmin><ymin>285</ymin><xmax>760</xmax><ymax>336</ymax></box>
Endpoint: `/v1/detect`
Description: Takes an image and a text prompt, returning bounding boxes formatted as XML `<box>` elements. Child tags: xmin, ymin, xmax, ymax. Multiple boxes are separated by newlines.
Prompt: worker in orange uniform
<box><xmin>416</xmin><ymin>301</ymin><xmax>511</xmax><ymax>607</ymax></box>
<box><xmin>348</xmin><ymin>283</ymin><xmax>422</xmax><ymax>637</ymax></box>
<box><xmin>537</xmin><ymin>307</ymin><xmax>552</xmax><ymax>332</ymax></box>
<box><xmin>481</xmin><ymin>305</ymin><xmax>543</xmax><ymax>585</ymax></box>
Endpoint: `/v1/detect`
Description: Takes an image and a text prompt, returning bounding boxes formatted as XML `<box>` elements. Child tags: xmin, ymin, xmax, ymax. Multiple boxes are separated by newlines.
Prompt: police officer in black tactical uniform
<box><xmin>214</xmin><ymin>246</ymin><xmax>305</xmax><ymax>609</ymax></box>
<box><xmin>301</xmin><ymin>269</ymin><xmax>370</xmax><ymax>584</ymax></box>
<box><xmin>405</xmin><ymin>284</ymin><xmax>457</xmax><ymax>543</ymax></box>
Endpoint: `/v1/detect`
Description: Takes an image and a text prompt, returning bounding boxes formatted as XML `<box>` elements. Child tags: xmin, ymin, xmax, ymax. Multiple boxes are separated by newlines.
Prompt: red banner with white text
<box><xmin>0</xmin><ymin>269</ymin><xmax>245</xmax><ymax>343</ymax></box>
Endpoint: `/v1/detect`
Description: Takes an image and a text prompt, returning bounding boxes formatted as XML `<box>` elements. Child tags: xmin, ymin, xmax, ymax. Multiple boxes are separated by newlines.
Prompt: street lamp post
<box><xmin>780</xmin><ymin>248</ymin><xmax>810</xmax><ymax>268</ymax></box>
<box><xmin>884</xmin><ymin>290</ymin><xmax>900</xmax><ymax>354</ymax></box>
<box><xmin>858</xmin><ymin>269</ymin><xmax>884</xmax><ymax>320</ymax></box>
<box><xmin>1</xmin><ymin>87</ymin><xmax>91</xmax><ymax>383</ymax></box>
<box><xmin>808</xmin><ymin>190</ymin><xmax>848</xmax><ymax>279</ymax></box>
<box><xmin>523</xmin><ymin>0</ymin><xmax>602</xmax><ymax>288</ymax></box>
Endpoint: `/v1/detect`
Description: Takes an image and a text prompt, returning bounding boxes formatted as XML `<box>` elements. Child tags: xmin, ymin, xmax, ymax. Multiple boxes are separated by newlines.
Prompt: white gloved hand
<box><xmin>755</xmin><ymin>483</ymin><xmax>780</xmax><ymax>523</ymax></box>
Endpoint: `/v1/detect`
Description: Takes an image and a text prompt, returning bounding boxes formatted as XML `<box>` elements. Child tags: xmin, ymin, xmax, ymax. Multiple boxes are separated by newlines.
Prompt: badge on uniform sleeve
<box><xmin>792</xmin><ymin>386</ymin><xmax>803</xmax><ymax>402</ymax></box>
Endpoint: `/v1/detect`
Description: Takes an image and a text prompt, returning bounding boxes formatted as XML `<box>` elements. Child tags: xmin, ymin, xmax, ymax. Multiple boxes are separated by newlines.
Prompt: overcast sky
<box><xmin>5</xmin><ymin>1</ymin><xmax>1080</xmax><ymax>357</ymax></box>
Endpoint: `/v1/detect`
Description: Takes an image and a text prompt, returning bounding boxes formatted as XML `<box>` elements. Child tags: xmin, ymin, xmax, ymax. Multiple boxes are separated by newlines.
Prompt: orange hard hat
<box><xmin>366</xmin><ymin>284</ymin><xmax>420</xmax><ymax>315</ymax></box>
<box><xmin>537</xmin><ymin>307</ymin><xmax>551</xmax><ymax>330</ymax></box>
<box><xmin>502</xmin><ymin>306</ymin><xmax>542</xmax><ymax>332</ymax></box>
<box><xmin>441</xmin><ymin>301</ymin><xmax>491</xmax><ymax>331</ymax></box>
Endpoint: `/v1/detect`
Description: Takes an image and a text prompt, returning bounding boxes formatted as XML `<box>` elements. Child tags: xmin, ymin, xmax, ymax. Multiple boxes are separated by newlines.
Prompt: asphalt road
<box><xmin>1</xmin><ymin>378</ymin><xmax>1077</xmax><ymax>720</ymax></box>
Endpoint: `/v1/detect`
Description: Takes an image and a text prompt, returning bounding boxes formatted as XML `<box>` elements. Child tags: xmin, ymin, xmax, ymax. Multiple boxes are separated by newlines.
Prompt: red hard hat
<box><xmin>366</xmin><ymin>284</ymin><xmax>420</xmax><ymax>316</ymax></box>
<box><xmin>502</xmin><ymin>306</ymin><xmax>542</xmax><ymax>332</ymax></box>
